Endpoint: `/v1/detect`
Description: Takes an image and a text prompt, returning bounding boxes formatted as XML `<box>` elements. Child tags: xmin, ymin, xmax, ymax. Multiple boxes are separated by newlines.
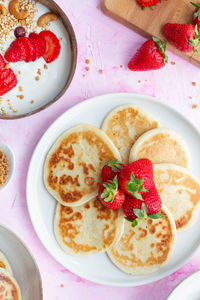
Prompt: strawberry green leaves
<box><xmin>189</xmin><ymin>25</ymin><xmax>200</xmax><ymax>52</ymax></box>
<box><xmin>101</xmin><ymin>176</ymin><xmax>118</xmax><ymax>203</ymax></box>
<box><xmin>106</xmin><ymin>159</ymin><xmax>123</xmax><ymax>173</ymax></box>
<box><xmin>127</xmin><ymin>173</ymin><xmax>148</xmax><ymax>200</ymax></box>
<box><xmin>152</xmin><ymin>37</ymin><xmax>168</xmax><ymax>65</ymax></box>
<box><xmin>125</xmin><ymin>203</ymin><xmax>165</xmax><ymax>227</ymax></box>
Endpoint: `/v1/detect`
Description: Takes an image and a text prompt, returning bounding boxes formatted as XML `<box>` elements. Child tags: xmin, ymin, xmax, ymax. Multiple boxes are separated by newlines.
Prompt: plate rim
<box><xmin>26</xmin><ymin>92</ymin><xmax>200</xmax><ymax>287</ymax></box>
<box><xmin>0</xmin><ymin>0</ymin><xmax>77</xmax><ymax>120</ymax></box>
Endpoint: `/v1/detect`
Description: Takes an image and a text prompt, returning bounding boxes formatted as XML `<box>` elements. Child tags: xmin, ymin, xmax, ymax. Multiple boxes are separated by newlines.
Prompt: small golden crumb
<box><xmin>13</xmin><ymin>109</ymin><xmax>18</xmax><ymax>113</ymax></box>
<box><xmin>189</xmin><ymin>96</ymin><xmax>192</xmax><ymax>99</ymax></box>
<box><xmin>16</xmin><ymin>95</ymin><xmax>24</xmax><ymax>100</ymax></box>
<box><xmin>59</xmin><ymin>37</ymin><xmax>62</xmax><ymax>41</ymax></box>
<box><xmin>35</xmin><ymin>76</ymin><xmax>40</xmax><ymax>81</ymax></box>
<box><xmin>82</xmin><ymin>74</ymin><xmax>85</xmax><ymax>77</ymax></box>
<box><xmin>0</xmin><ymin>107</ymin><xmax>6</xmax><ymax>115</ymax></box>
<box><xmin>138</xmin><ymin>80</ymin><xmax>141</xmax><ymax>83</ymax></box>
<box><xmin>99</xmin><ymin>69</ymin><xmax>103</xmax><ymax>74</ymax></box>
<box><xmin>5</xmin><ymin>64</ymin><xmax>10</xmax><ymax>69</ymax></box>
<box><xmin>30</xmin><ymin>100</ymin><xmax>34</xmax><ymax>104</ymax></box>
<box><xmin>37</xmin><ymin>68</ymin><xmax>41</xmax><ymax>75</ymax></box>
<box><xmin>120</xmin><ymin>65</ymin><xmax>123</xmax><ymax>68</ymax></box>
<box><xmin>171</xmin><ymin>61</ymin><xmax>176</xmax><ymax>65</ymax></box>
<box><xmin>60</xmin><ymin>284</ymin><xmax>64</xmax><ymax>288</ymax></box>
<box><xmin>192</xmin><ymin>104</ymin><xmax>198</xmax><ymax>109</ymax></box>
<box><xmin>192</xmin><ymin>82</ymin><xmax>197</xmax><ymax>86</ymax></box>
<box><xmin>9</xmin><ymin>106</ymin><xmax>12</xmax><ymax>110</ymax></box>
<box><xmin>18</xmin><ymin>86</ymin><xmax>23</xmax><ymax>92</ymax></box>
<box><xmin>18</xmin><ymin>71</ymin><xmax>21</xmax><ymax>75</ymax></box>
<box><xmin>85</xmin><ymin>66</ymin><xmax>90</xmax><ymax>71</ymax></box>
<box><xmin>97</xmin><ymin>5</ymin><xmax>100</xmax><ymax>8</ymax></box>
<box><xmin>85</xmin><ymin>59</ymin><xmax>90</xmax><ymax>64</ymax></box>
<box><xmin>145</xmin><ymin>80</ymin><xmax>148</xmax><ymax>82</ymax></box>
<box><xmin>44</xmin><ymin>64</ymin><xmax>48</xmax><ymax>69</ymax></box>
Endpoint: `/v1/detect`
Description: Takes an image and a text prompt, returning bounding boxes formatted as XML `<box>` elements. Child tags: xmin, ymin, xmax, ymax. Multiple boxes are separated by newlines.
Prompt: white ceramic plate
<box><xmin>27</xmin><ymin>93</ymin><xmax>200</xmax><ymax>287</ymax></box>
<box><xmin>167</xmin><ymin>270</ymin><xmax>200</xmax><ymax>300</ymax></box>
<box><xmin>0</xmin><ymin>224</ymin><xmax>42</xmax><ymax>299</ymax></box>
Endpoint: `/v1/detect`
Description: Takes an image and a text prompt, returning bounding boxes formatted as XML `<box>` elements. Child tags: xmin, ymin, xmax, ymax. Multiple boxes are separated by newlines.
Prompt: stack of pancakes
<box><xmin>44</xmin><ymin>104</ymin><xmax>200</xmax><ymax>275</ymax></box>
<box><xmin>0</xmin><ymin>251</ymin><xmax>22</xmax><ymax>299</ymax></box>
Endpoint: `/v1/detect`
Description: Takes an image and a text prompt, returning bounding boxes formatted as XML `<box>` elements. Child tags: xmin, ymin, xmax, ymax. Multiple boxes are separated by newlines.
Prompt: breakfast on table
<box><xmin>1</xmin><ymin>0</ymin><xmax>200</xmax><ymax>298</ymax></box>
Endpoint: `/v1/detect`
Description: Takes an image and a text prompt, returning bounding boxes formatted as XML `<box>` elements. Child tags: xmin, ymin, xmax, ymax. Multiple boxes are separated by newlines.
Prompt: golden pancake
<box><xmin>54</xmin><ymin>196</ymin><xmax>124</xmax><ymax>256</ymax></box>
<box><xmin>0</xmin><ymin>268</ymin><xmax>22</xmax><ymax>300</ymax></box>
<box><xmin>129</xmin><ymin>128</ymin><xmax>190</xmax><ymax>168</ymax></box>
<box><xmin>154</xmin><ymin>164</ymin><xmax>200</xmax><ymax>231</ymax></box>
<box><xmin>44</xmin><ymin>124</ymin><xmax>121</xmax><ymax>207</ymax></box>
<box><xmin>0</xmin><ymin>251</ymin><xmax>12</xmax><ymax>275</ymax></box>
<box><xmin>101</xmin><ymin>104</ymin><xmax>159</xmax><ymax>163</ymax></box>
<box><xmin>107</xmin><ymin>205</ymin><xmax>176</xmax><ymax>275</ymax></box>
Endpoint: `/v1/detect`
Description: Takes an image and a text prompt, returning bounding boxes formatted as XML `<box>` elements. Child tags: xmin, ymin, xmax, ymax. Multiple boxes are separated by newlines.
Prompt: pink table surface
<box><xmin>1</xmin><ymin>0</ymin><xmax>200</xmax><ymax>299</ymax></box>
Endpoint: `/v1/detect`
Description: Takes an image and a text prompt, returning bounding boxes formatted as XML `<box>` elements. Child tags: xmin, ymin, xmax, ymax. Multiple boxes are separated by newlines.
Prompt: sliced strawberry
<box><xmin>29</xmin><ymin>33</ymin><xmax>46</xmax><ymax>58</ymax></box>
<box><xmin>13</xmin><ymin>37</ymin><xmax>29</xmax><ymax>61</ymax></box>
<box><xmin>0</xmin><ymin>77</ymin><xmax>17</xmax><ymax>96</ymax></box>
<box><xmin>28</xmin><ymin>36</ymin><xmax>39</xmax><ymax>61</ymax></box>
<box><xmin>24</xmin><ymin>38</ymin><xmax>35</xmax><ymax>62</ymax></box>
<box><xmin>0</xmin><ymin>54</ymin><xmax>6</xmax><ymax>70</ymax></box>
<box><xmin>4</xmin><ymin>45</ymin><xmax>21</xmax><ymax>62</ymax></box>
<box><xmin>39</xmin><ymin>30</ymin><xmax>61</xmax><ymax>63</ymax></box>
<box><xmin>1</xmin><ymin>69</ymin><xmax>16</xmax><ymax>87</ymax></box>
<box><xmin>0</xmin><ymin>68</ymin><xmax>12</xmax><ymax>81</ymax></box>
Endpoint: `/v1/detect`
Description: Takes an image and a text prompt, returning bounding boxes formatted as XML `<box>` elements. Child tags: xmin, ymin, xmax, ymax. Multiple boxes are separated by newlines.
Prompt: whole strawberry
<box><xmin>191</xmin><ymin>2</ymin><xmax>200</xmax><ymax>31</ymax></box>
<box><xmin>101</xmin><ymin>159</ymin><xmax>124</xmax><ymax>181</ymax></box>
<box><xmin>118</xmin><ymin>159</ymin><xmax>154</xmax><ymax>200</ymax></box>
<box><xmin>163</xmin><ymin>23</ymin><xmax>200</xmax><ymax>52</ymax></box>
<box><xmin>137</xmin><ymin>0</ymin><xmax>160</xmax><ymax>8</ymax></box>
<box><xmin>98</xmin><ymin>176</ymin><xmax>125</xmax><ymax>209</ymax></box>
<box><xmin>128</xmin><ymin>37</ymin><xmax>168</xmax><ymax>71</ymax></box>
<box><xmin>123</xmin><ymin>190</ymin><xmax>163</xmax><ymax>227</ymax></box>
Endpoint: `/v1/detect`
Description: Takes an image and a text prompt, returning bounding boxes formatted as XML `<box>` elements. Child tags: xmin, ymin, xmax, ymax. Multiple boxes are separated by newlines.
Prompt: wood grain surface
<box><xmin>101</xmin><ymin>0</ymin><xmax>200</xmax><ymax>67</ymax></box>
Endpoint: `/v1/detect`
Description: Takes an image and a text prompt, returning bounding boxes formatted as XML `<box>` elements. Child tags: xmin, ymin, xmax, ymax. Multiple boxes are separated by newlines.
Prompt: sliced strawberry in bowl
<box><xmin>24</xmin><ymin>38</ymin><xmax>35</xmax><ymax>62</ymax></box>
<box><xmin>0</xmin><ymin>54</ymin><xmax>6</xmax><ymax>70</ymax></box>
<box><xmin>12</xmin><ymin>37</ymin><xmax>29</xmax><ymax>61</ymax></box>
<box><xmin>0</xmin><ymin>68</ymin><xmax>12</xmax><ymax>81</ymax></box>
<box><xmin>29</xmin><ymin>33</ymin><xmax>46</xmax><ymax>59</ymax></box>
<box><xmin>4</xmin><ymin>45</ymin><xmax>21</xmax><ymax>62</ymax></box>
<box><xmin>0</xmin><ymin>69</ymin><xmax>17</xmax><ymax>96</ymax></box>
<box><xmin>39</xmin><ymin>30</ymin><xmax>61</xmax><ymax>63</ymax></box>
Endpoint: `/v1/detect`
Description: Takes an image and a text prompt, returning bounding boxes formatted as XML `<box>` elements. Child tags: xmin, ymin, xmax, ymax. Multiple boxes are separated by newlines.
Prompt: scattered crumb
<box><xmin>0</xmin><ymin>107</ymin><xmax>6</xmax><ymax>115</ymax></box>
<box><xmin>7</xmin><ymin>99</ymin><xmax>10</xmax><ymax>102</ymax></box>
<box><xmin>18</xmin><ymin>71</ymin><xmax>21</xmax><ymax>75</ymax></box>
<box><xmin>85</xmin><ymin>59</ymin><xmax>90</xmax><ymax>64</ymax></box>
<box><xmin>192</xmin><ymin>81</ymin><xmax>197</xmax><ymax>86</ymax></box>
<box><xmin>5</xmin><ymin>64</ymin><xmax>10</xmax><ymax>69</ymax></box>
<box><xmin>99</xmin><ymin>69</ymin><xmax>103</xmax><ymax>74</ymax></box>
<box><xmin>120</xmin><ymin>65</ymin><xmax>123</xmax><ymax>68</ymax></box>
<box><xmin>189</xmin><ymin>96</ymin><xmax>192</xmax><ymax>99</ymax></box>
<box><xmin>35</xmin><ymin>76</ymin><xmax>40</xmax><ymax>81</ymax></box>
<box><xmin>82</xmin><ymin>74</ymin><xmax>85</xmax><ymax>77</ymax></box>
<box><xmin>13</xmin><ymin>109</ymin><xmax>18</xmax><ymax>113</ymax></box>
<box><xmin>16</xmin><ymin>95</ymin><xmax>24</xmax><ymax>100</ymax></box>
<box><xmin>9</xmin><ymin>106</ymin><xmax>13</xmax><ymax>110</ymax></box>
<box><xmin>171</xmin><ymin>61</ymin><xmax>176</xmax><ymax>65</ymax></box>
<box><xmin>85</xmin><ymin>67</ymin><xmax>90</xmax><ymax>71</ymax></box>
<box><xmin>138</xmin><ymin>80</ymin><xmax>141</xmax><ymax>83</ymax></box>
<box><xmin>60</xmin><ymin>284</ymin><xmax>64</xmax><ymax>288</ymax></box>
<box><xmin>30</xmin><ymin>100</ymin><xmax>34</xmax><ymax>104</ymax></box>
<box><xmin>59</xmin><ymin>37</ymin><xmax>62</xmax><ymax>41</ymax></box>
<box><xmin>44</xmin><ymin>64</ymin><xmax>48</xmax><ymax>69</ymax></box>
<box><xmin>37</xmin><ymin>68</ymin><xmax>41</xmax><ymax>76</ymax></box>
<box><xmin>18</xmin><ymin>86</ymin><xmax>23</xmax><ymax>92</ymax></box>
<box><xmin>97</xmin><ymin>5</ymin><xmax>100</xmax><ymax>9</ymax></box>
<box><xmin>145</xmin><ymin>80</ymin><xmax>148</xmax><ymax>82</ymax></box>
<box><xmin>192</xmin><ymin>104</ymin><xmax>198</xmax><ymax>109</ymax></box>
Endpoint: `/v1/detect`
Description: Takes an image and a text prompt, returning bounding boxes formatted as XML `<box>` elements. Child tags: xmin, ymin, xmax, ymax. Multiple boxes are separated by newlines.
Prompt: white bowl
<box><xmin>0</xmin><ymin>142</ymin><xmax>15</xmax><ymax>191</ymax></box>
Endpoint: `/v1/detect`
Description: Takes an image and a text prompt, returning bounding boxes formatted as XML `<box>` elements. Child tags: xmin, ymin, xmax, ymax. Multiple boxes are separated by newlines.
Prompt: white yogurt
<box><xmin>0</xmin><ymin>1</ymin><xmax>73</xmax><ymax>117</ymax></box>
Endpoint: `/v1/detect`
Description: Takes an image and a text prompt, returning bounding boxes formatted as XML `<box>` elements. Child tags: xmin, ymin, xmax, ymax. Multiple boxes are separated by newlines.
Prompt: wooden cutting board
<box><xmin>101</xmin><ymin>0</ymin><xmax>200</xmax><ymax>67</ymax></box>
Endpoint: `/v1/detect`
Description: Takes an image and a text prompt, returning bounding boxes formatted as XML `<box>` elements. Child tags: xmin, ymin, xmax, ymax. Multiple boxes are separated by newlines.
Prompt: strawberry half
<box><xmin>101</xmin><ymin>160</ymin><xmax>124</xmax><ymax>182</ymax></box>
<box><xmin>12</xmin><ymin>37</ymin><xmax>29</xmax><ymax>61</ymax></box>
<box><xmin>123</xmin><ymin>193</ymin><xmax>163</xmax><ymax>227</ymax></box>
<box><xmin>29</xmin><ymin>33</ymin><xmax>46</xmax><ymax>59</ymax></box>
<box><xmin>191</xmin><ymin>2</ymin><xmax>200</xmax><ymax>31</ymax></box>
<box><xmin>163</xmin><ymin>23</ymin><xmax>200</xmax><ymax>52</ymax></box>
<box><xmin>118</xmin><ymin>159</ymin><xmax>154</xmax><ymax>200</ymax></box>
<box><xmin>0</xmin><ymin>54</ymin><xmax>6</xmax><ymax>70</ymax></box>
<box><xmin>128</xmin><ymin>37</ymin><xmax>168</xmax><ymax>71</ymax></box>
<box><xmin>4</xmin><ymin>45</ymin><xmax>21</xmax><ymax>62</ymax></box>
<box><xmin>0</xmin><ymin>68</ymin><xmax>17</xmax><ymax>96</ymax></box>
<box><xmin>137</xmin><ymin>0</ymin><xmax>160</xmax><ymax>8</ymax></box>
<box><xmin>39</xmin><ymin>30</ymin><xmax>61</xmax><ymax>63</ymax></box>
<box><xmin>98</xmin><ymin>176</ymin><xmax>125</xmax><ymax>209</ymax></box>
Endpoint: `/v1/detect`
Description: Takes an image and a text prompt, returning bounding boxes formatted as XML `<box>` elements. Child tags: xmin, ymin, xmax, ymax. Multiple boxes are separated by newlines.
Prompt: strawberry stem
<box><xmin>152</xmin><ymin>37</ymin><xmax>168</xmax><ymax>64</ymax></box>
<box><xmin>105</xmin><ymin>159</ymin><xmax>123</xmax><ymax>172</ymax></box>
<box><xmin>127</xmin><ymin>173</ymin><xmax>147</xmax><ymax>200</ymax></box>
<box><xmin>101</xmin><ymin>176</ymin><xmax>118</xmax><ymax>203</ymax></box>
<box><xmin>189</xmin><ymin>25</ymin><xmax>200</xmax><ymax>52</ymax></box>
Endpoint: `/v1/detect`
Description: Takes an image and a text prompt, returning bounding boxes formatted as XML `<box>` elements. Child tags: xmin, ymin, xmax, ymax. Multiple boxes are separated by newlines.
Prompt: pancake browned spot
<box><xmin>107</xmin><ymin>205</ymin><xmax>176</xmax><ymax>275</ymax></box>
<box><xmin>0</xmin><ymin>268</ymin><xmax>22</xmax><ymax>300</ymax></box>
<box><xmin>54</xmin><ymin>196</ymin><xmax>124</xmax><ymax>256</ymax></box>
<box><xmin>154</xmin><ymin>164</ymin><xmax>200</xmax><ymax>231</ymax></box>
<box><xmin>101</xmin><ymin>104</ymin><xmax>159</xmax><ymax>163</ymax></box>
<box><xmin>44</xmin><ymin>124</ymin><xmax>121</xmax><ymax>206</ymax></box>
<box><xmin>129</xmin><ymin>128</ymin><xmax>190</xmax><ymax>168</ymax></box>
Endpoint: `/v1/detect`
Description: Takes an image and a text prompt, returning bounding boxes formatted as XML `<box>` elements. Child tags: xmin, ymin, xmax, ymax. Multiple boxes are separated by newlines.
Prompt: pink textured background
<box><xmin>1</xmin><ymin>1</ymin><xmax>200</xmax><ymax>299</ymax></box>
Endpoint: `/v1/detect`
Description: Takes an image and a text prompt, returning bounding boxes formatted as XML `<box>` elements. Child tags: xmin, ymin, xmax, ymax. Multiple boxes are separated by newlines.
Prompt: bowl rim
<box><xmin>0</xmin><ymin>0</ymin><xmax>78</xmax><ymax>120</ymax></box>
<box><xmin>0</xmin><ymin>222</ymin><xmax>43</xmax><ymax>299</ymax></box>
